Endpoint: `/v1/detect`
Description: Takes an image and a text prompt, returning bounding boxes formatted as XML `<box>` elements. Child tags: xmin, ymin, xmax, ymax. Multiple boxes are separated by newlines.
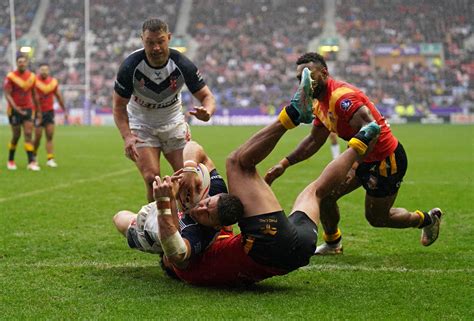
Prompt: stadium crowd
<box><xmin>0</xmin><ymin>0</ymin><xmax>39</xmax><ymax>97</ymax></box>
<box><xmin>0</xmin><ymin>0</ymin><xmax>472</xmax><ymax>115</ymax></box>
<box><xmin>334</xmin><ymin>0</ymin><xmax>472</xmax><ymax>114</ymax></box>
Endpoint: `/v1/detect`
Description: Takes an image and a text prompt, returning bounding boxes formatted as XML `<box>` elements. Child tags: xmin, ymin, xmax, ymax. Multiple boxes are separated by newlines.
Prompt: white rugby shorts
<box><xmin>131</xmin><ymin>121</ymin><xmax>191</xmax><ymax>153</ymax></box>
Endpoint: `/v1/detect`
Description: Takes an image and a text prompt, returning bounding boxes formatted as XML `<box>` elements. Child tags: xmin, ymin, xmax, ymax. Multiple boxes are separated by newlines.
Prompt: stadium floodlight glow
<box><xmin>331</xmin><ymin>46</ymin><xmax>340</xmax><ymax>52</ymax></box>
<box><xmin>20</xmin><ymin>46</ymin><xmax>32</xmax><ymax>53</ymax></box>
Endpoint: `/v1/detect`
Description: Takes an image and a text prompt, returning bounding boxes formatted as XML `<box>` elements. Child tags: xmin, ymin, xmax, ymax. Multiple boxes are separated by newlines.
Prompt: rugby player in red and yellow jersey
<box><xmin>3</xmin><ymin>55</ymin><xmax>40</xmax><ymax>171</ymax></box>
<box><xmin>33</xmin><ymin>63</ymin><xmax>66</xmax><ymax>168</ymax></box>
<box><xmin>265</xmin><ymin>52</ymin><xmax>442</xmax><ymax>253</ymax></box>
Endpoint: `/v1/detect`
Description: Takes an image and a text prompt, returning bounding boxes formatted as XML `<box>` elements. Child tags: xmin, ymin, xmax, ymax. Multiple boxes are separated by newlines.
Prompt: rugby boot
<box><xmin>289</xmin><ymin>67</ymin><xmax>315</xmax><ymax>124</ymax></box>
<box><xmin>7</xmin><ymin>161</ymin><xmax>17</xmax><ymax>170</ymax></box>
<box><xmin>314</xmin><ymin>240</ymin><xmax>343</xmax><ymax>255</ymax></box>
<box><xmin>421</xmin><ymin>208</ymin><xmax>443</xmax><ymax>246</ymax></box>
<box><xmin>27</xmin><ymin>162</ymin><xmax>41</xmax><ymax>171</ymax></box>
<box><xmin>46</xmin><ymin>159</ymin><xmax>58</xmax><ymax>168</ymax></box>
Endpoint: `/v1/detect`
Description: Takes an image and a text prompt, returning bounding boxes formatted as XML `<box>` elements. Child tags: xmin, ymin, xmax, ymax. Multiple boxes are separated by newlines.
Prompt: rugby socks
<box><xmin>47</xmin><ymin>153</ymin><xmax>54</xmax><ymax>161</ymax></box>
<box><xmin>323</xmin><ymin>228</ymin><xmax>342</xmax><ymax>245</ymax></box>
<box><xmin>278</xmin><ymin>105</ymin><xmax>300</xmax><ymax>129</ymax></box>
<box><xmin>24</xmin><ymin>142</ymin><xmax>35</xmax><ymax>163</ymax></box>
<box><xmin>8</xmin><ymin>143</ymin><xmax>16</xmax><ymax>161</ymax></box>
<box><xmin>415</xmin><ymin>210</ymin><xmax>433</xmax><ymax>228</ymax></box>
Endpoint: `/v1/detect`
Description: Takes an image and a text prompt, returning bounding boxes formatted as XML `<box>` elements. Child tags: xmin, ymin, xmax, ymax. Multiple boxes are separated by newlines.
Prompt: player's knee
<box><xmin>143</xmin><ymin>171</ymin><xmax>158</xmax><ymax>185</ymax></box>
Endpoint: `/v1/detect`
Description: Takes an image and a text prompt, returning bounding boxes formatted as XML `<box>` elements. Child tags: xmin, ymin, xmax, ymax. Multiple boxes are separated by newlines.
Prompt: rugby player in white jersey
<box><xmin>113</xmin><ymin>18</ymin><xmax>216</xmax><ymax>201</ymax></box>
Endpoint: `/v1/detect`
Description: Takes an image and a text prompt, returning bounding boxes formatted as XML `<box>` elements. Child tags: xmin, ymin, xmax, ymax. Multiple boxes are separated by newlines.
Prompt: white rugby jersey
<box><xmin>114</xmin><ymin>48</ymin><xmax>206</xmax><ymax>127</ymax></box>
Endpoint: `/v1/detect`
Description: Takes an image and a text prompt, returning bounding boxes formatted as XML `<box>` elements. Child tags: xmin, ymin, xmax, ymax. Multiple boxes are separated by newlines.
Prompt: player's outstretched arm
<box><xmin>154</xmin><ymin>176</ymin><xmax>191</xmax><ymax>267</ymax></box>
<box><xmin>265</xmin><ymin>125</ymin><xmax>330</xmax><ymax>185</ymax></box>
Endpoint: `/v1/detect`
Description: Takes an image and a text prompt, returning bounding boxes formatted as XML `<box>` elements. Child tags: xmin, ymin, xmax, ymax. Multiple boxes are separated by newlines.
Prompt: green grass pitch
<box><xmin>0</xmin><ymin>124</ymin><xmax>473</xmax><ymax>320</ymax></box>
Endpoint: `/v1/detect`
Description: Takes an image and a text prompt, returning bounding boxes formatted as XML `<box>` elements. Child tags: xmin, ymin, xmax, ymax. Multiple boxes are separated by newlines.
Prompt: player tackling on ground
<box><xmin>155</xmin><ymin>68</ymin><xmax>382</xmax><ymax>286</ymax></box>
<box><xmin>265</xmin><ymin>53</ymin><xmax>442</xmax><ymax>254</ymax></box>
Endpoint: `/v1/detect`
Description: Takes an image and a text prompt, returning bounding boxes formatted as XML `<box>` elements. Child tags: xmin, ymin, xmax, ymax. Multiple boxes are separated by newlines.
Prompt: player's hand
<box><xmin>153</xmin><ymin>175</ymin><xmax>175</xmax><ymax>201</ymax></box>
<box><xmin>189</xmin><ymin>106</ymin><xmax>211</xmax><ymax>122</ymax></box>
<box><xmin>264</xmin><ymin>164</ymin><xmax>286</xmax><ymax>186</ymax></box>
<box><xmin>124</xmin><ymin>133</ymin><xmax>144</xmax><ymax>162</ymax></box>
<box><xmin>177</xmin><ymin>168</ymin><xmax>202</xmax><ymax>207</ymax></box>
<box><xmin>16</xmin><ymin>108</ymin><xmax>27</xmax><ymax>116</ymax></box>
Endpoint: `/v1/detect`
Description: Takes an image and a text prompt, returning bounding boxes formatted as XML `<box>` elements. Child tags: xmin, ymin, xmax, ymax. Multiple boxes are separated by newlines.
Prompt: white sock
<box><xmin>330</xmin><ymin>144</ymin><xmax>340</xmax><ymax>160</ymax></box>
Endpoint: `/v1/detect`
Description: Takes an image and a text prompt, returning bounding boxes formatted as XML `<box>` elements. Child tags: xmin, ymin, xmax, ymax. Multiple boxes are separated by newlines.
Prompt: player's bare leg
<box><xmin>44</xmin><ymin>123</ymin><xmax>58</xmax><ymax>167</ymax></box>
<box><xmin>33</xmin><ymin>125</ymin><xmax>43</xmax><ymax>158</ymax></box>
<box><xmin>163</xmin><ymin>148</ymin><xmax>184</xmax><ymax>172</ymax></box>
<box><xmin>292</xmin><ymin>148</ymin><xmax>362</xmax><ymax>225</ymax></box>
<box><xmin>7</xmin><ymin>125</ymin><xmax>21</xmax><ymax>170</ymax></box>
<box><xmin>227</xmin><ymin>120</ymin><xmax>287</xmax><ymax>216</ymax></box>
<box><xmin>365</xmin><ymin>194</ymin><xmax>443</xmax><ymax>246</ymax></box>
<box><xmin>113</xmin><ymin>210</ymin><xmax>137</xmax><ymax>236</ymax></box>
<box><xmin>135</xmin><ymin>147</ymin><xmax>161</xmax><ymax>202</ymax></box>
<box><xmin>23</xmin><ymin>120</ymin><xmax>39</xmax><ymax>170</ymax></box>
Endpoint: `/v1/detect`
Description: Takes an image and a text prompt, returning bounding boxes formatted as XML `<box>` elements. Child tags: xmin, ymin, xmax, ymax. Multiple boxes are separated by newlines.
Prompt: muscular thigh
<box><xmin>227</xmin><ymin>168</ymin><xmax>282</xmax><ymax>216</ymax></box>
<box><xmin>135</xmin><ymin>147</ymin><xmax>160</xmax><ymax>178</ymax></box>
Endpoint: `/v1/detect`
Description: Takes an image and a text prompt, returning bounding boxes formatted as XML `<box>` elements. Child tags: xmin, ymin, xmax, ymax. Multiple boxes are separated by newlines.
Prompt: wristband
<box><xmin>157</xmin><ymin>197</ymin><xmax>170</xmax><ymax>202</ymax></box>
<box><xmin>183</xmin><ymin>166</ymin><xmax>198</xmax><ymax>174</ymax></box>
<box><xmin>157</xmin><ymin>208</ymin><xmax>172</xmax><ymax>216</ymax></box>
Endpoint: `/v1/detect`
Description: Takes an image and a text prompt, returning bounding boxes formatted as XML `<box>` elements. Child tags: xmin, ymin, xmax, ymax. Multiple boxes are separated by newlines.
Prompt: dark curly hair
<box><xmin>217</xmin><ymin>194</ymin><xmax>244</xmax><ymax>226</ymax></box>
<box><xmin>296</xmin><ymin>52</ymin><xmax>328</xmax><ymax>70</ymax></box>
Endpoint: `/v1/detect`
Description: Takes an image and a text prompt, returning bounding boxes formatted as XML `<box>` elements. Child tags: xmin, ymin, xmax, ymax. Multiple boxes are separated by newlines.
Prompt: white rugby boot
<box><xmin>314</xmin><ymin>240</ymin><xmax>343</xmax><ymax>255</ymax></box>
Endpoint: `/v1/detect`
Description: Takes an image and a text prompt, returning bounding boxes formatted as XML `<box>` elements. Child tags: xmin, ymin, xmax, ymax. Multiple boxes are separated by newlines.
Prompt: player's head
<box><xmin>296</xmin><ymin>52</ymin><xmax>329</xmax><ymax>98</ymax></box>
<box><xmin>141</xmin><ymin>18</ymin><xmax>171</xmax><ymax>67</ymax></box>
<box><xmin>38</xmin><ymin>63</ymin><xmax>50</xmax><ymax>78</ymax></box>
<box><xmin>189</xmin><ymin>193</ymin><xmax>244</xmax><ymax>229</ymax></box>
<box><xmin>16</xmin><ymin>55</ymin><xmax>29</xmax><ymax>72</ymax></box>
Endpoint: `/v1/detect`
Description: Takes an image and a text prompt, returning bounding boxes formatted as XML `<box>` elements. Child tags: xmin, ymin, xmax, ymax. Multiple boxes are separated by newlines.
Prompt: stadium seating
<box><xmin>1</xmin><ymin>0</ymin><xmax>471</xmax><ymax>116</ymax></box>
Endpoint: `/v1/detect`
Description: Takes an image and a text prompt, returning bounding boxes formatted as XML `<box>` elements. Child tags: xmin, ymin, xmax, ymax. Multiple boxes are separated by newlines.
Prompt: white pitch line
<box><xmin>3</xmin><ymin>261</ymin><xmax>472</xmax><ymax>274</ymax></box>
<box><xmin>3</xmin><ymin>261</ymin><xmax>158</xmax><ymax>269</ymax></box>
<box><xmin>301</xmin><ymin>263</ymin><xmax>473</xmax><ymax>274</ymax></box>
<box><xmin>0</xmin><ymin>168</ymin><xmax>136</xmax><ymax>203</ymax></box>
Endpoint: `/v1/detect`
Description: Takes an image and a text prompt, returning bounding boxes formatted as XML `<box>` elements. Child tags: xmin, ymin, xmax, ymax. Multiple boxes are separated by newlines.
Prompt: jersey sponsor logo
<box><xmin>340</xmin><ymin>99</ymin><xmax>352</xmax><ymax>110</ymax></box>
<box><xmin>133</xmin><ymin>95</ymin><xmax>178</xmax><ymax>109</ymax></box>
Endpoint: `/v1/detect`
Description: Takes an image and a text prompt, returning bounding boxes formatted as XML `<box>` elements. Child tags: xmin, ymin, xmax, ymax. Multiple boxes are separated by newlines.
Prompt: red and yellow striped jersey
<box><xmin>3</xmin><ymin>70</ymin><xmax>36</xmax><ymax>110</ymax></box>
<box><xmin>35</xmin><ymin>76</ymin><xmax>59</xmax><ymax>112</ymax></box>
<box><xmin>313</xmin><ymin>77</ymin><xmax>398</xmax><ymax>162</ymax></box>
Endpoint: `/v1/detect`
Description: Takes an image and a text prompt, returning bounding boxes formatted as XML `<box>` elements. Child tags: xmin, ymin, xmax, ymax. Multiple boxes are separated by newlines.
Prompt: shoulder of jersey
<box><xmin>122</xmin><ymin>48</ymin><xmax>146</xmax><ymax>66</ymax></box>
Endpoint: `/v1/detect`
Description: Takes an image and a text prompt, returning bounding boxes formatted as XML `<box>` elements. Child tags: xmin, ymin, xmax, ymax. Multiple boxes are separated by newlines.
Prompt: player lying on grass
<box><xmin>113</xmin><ymin>140</ymin><xmax>243</xmax><ymax>269</ymax></box>
<box><xmin>157</xmin><ymin>68</ymin><xmax>381</xmax><ymax>286</ymax></box>
<box><xmin>265</xmin><ymin>53</ymin><xmax>442</xmax><ymax>255</ymax></box>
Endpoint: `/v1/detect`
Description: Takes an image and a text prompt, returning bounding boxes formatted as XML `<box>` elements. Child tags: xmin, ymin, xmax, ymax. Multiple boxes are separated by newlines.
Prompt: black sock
<box><xmin>8</xmin><ymin>149</ymin><xmax>16</xmax><ymax>162</ymax></box>
<box><xmin>27</xmin><ymin>151</ymin><xmax>35</xmax><ymax>163</ymax></box>
<box><xmin>327</xmin><ymin>236</ymin><xmax>342</xmax><ymax>245</ymax></box>
<box><xmin>418</xmin><ymin>211</ymin><xmax>433</xmax><ymax>228</ymax></box>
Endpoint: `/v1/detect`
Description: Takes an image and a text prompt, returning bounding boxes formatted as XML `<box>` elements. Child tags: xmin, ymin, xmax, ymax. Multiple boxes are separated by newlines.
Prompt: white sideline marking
<box><xmin>301</xmin><ymin>263</ymin><xmax>472</xmax><ymax>274</ymax></box>
<box><xmin>4</xmin><ymin>261</ymin><xmax>471</xmax><ymax>274</ymax></box>
<box><xmin>0</xmin><ymin>168</ymin><xmax>135</xmax><ymax>203</ymax></box>
<box><xmin>5</xmin><ymin>261</ymin><xmax>158</xmax><ymax>269</ymax></box>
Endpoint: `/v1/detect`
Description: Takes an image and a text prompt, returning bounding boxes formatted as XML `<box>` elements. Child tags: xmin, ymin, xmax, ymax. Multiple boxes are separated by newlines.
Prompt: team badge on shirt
<box><xmin>340</xmin><ymin>99</ymin><xmax>352</xmax><ymax>110</ymax></box>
